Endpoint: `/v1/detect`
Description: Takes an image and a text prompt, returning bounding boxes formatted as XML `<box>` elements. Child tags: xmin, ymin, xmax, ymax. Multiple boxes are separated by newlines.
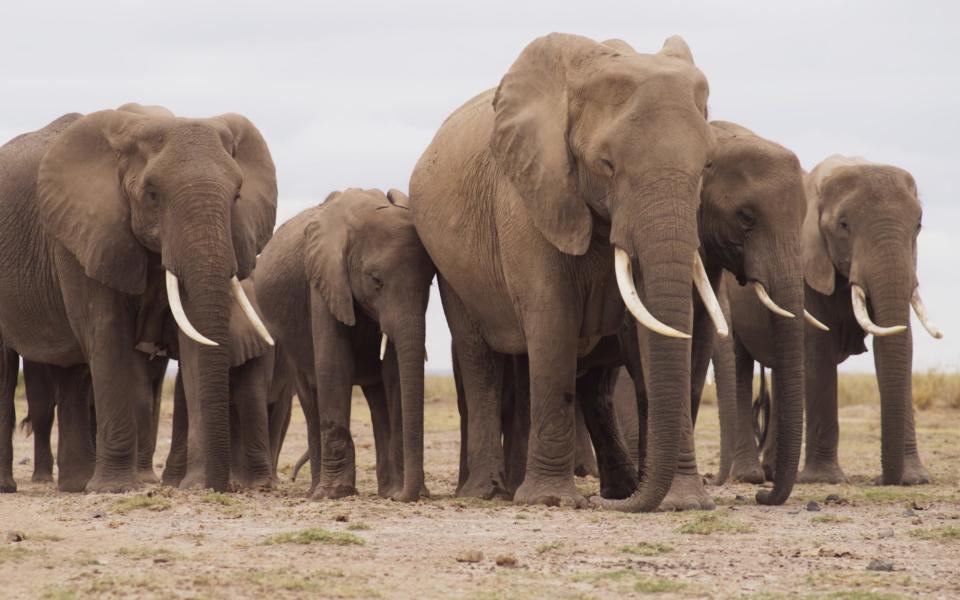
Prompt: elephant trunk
<box><xmin>391</xmin><ymin>316</ymin><xmax>426</xmax><ymax>501</ymax></box>
<box><xmin>755</xmin><ymin>261</ymin><xmax>804</xmax><ymax>505</ymax></box>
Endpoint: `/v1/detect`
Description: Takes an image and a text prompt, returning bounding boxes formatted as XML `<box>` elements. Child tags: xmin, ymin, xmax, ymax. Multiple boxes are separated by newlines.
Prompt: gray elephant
<box><xmin>253</xmin><ymin>188</ymin><xmax>434</xmax><ymax>501</ymax></box>
<box><xmin>0</xmin><ymin>103</ymin><xmax>277</xmax><ymax>493</ymax></box>
<box><xmin>410</xmin><ymin>33</ymin><xmax>727</xmax><ymax>511</ymax></box>
<box><xmin>718</xmin><ymin>155</ymin><xmax>941</xmax><ymax>486</ymax></box>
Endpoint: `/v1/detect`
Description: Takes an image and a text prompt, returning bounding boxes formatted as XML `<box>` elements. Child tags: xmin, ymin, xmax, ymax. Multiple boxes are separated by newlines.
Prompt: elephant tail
<box><xmin>19</xmin><ymin>415</ymin><xmax>32</xmax><ymax>437</ymax></box>
<box><xmin>290</xmin><ymin>450</ymin><xmax>309</xmax><ymax>481</ymax></box>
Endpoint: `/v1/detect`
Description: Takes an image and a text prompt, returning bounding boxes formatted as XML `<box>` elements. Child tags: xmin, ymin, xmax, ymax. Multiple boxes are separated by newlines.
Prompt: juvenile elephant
<box><xmin>721</xmin><ymin>156</ymin><xmax>941</xmax><ymax>486</ymax></box>
<box><xmin>254</xmin><ymin>188</ymin><xmax>434</xmax><ymax>501</ymax></box>
<box><xmin>0</xmin><ymin>103</ymin><xmax>277</xmax><ymax>493</ymax></box>
<box><xmin>411</xmin><ymin>33</ymin><xmax>727</xmax><ymax>511</ymax></box>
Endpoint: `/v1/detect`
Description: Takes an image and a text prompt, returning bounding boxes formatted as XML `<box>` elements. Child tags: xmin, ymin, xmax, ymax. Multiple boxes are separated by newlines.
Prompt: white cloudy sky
<box><xmin>2</xmin><ymin>1</ymin><xmax>957</xmax><ymax>372</ymax></box>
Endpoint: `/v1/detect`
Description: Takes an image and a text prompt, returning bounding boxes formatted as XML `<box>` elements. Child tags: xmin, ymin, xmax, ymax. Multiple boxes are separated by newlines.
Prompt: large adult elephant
<box><xmin>410</xmin><ymin>33</ymin><xmax>726</xmax><ymax>511</ymax></box>
<box><xmin>0</xmin><ymin>103</ymin><xmax>276</xmax><ymax>493</ymax></box>
<box><xmin>254</xmin><ymin>188</ymin><xmax>434</xmax><ymax>501</ymax></box>
<box><xmin>721</xmin><ymin>156</ymin><xmax>941</xmax><ymax>485</ymax></box>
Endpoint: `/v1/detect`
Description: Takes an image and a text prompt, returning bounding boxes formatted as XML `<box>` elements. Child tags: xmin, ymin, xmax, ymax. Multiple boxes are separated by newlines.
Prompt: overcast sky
<box><xmin>2</xmin><ymin>1</ymin><xmax>957</xmax><ymax>372</ymax></box>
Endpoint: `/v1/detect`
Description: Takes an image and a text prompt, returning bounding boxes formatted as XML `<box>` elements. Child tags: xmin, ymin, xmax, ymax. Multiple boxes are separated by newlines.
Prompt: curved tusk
<box><xmin>754</xmin><ymin>283</ymin><xmax>795</xmax><ymax>318</ymax></box>
<box><xmin>614</xmin><ymin>247</ymin><xmax>690</xmax><ymax>339</ymax></box>
<box><xmin>165</xmin><ymin>271</ymin><xmax>218</xmax><ymax>346</ymax></box>
<box><xmin>693</xmin><ymin>253</ymin><xmax>729</xmax><ymax>338</ymax></box>
<box><xmin>911</xmin><ymin>288</ymin><xmax>943</xmax><ymax>339</ymax></box>
<box><xmin>851</xmin><ymin>285</ymin><xmax>908</xmax><ymax>337</ymax></box>
<box><xmin>380</xmin><ymin>333</ymin><xmax>388</xmax><ymax>360</ymax></box>
<box><xmin>804</xmin><ymin>310</ymin><xmax>830</xmax><ymax>332</ymax></box>
<box><xmin>230</xmin><ymin>276</ymin><xmax>275</xmax><ymax>346</ymax></box>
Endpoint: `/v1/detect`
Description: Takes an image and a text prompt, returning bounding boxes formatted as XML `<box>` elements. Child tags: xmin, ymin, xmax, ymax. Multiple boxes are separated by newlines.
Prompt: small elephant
<box><xmin>0</xmin><ymin>103</ymin><xmax>277</xmax><ymax>493</ymax></box>
<box><xmin>721</xmin><ymin>156</ymin><xmax>942</xmax><ymax>486</ymax></box>
<box><xmin>254</xmin><ymin>188</ymin><xmax>434</xmax><ymax>501</ymax></box>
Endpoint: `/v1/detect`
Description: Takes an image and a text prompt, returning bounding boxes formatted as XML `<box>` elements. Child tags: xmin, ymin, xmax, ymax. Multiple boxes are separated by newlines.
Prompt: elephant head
<box><xmin>802</xmin><ymin>155</ymin><xmax>940</xmax><ymax>484</ymax></box>
<box><xmin>303</xmin><ymin>188</ymin><xmax>434</xmax><ymax>500</ymax></box>
<box><xmin>699</xmin><ymin>121</ymin><xmax>809</xmax><ymax>504</ymax></box>
<box><xmin>36</xmin><ymin>104</ymin><xmax>277</xmax><ymax>491</ymax></box>
<box><xmin>491</xmin><ymin>34</ymin><xmax>724</xmax><ymax>511</ymax></box>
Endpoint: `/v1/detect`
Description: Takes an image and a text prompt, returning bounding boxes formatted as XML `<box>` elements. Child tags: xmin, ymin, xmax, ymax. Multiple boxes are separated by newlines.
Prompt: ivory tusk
<box><xmin>693</xmin><ymin>253</ymin><xmax>729</xmax><ymax>338</ymax></box>
<box><xmin>165</xmin><ymin>271</ymin><xmax>218</xmax><ymax>346</ymax></box>
<box><xmin>613</xmin><ymin>248</ymin><xmax>690</xmax><ymax>339</ymax></box>
<box><xmin>230</xmin><ymin>276</ymin><xmax>275</xmax><ymax>346</ymax></box>
<box><xmin>754</xmin><ymin>283</ymin><xmax>795</xmax><ymax>318</ymax></box>
<box><xmin>911</xmin><ymin>288</ymin><xmax>943</xmax><ymax>339</ymax></box>
<box><xmin>380</xmin><ymin>333</ymin><xmax>388</xmax><ymax>360</ymax></box>
<box><xmin>851</xmin><ymin>285</ymin><xmax>907</xmax><ymax>337</ymax></box>
<box><xmin>804</xmin><ymin>310</ymin><xmax>830</xmax><ymax>332</ymax></box>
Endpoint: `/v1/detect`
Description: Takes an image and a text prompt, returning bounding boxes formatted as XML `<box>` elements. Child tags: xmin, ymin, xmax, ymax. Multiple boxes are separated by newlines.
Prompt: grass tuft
<box><xmin>909</xmin><ymin>525</ymin><xmax>960</xmax><ymax>541</ymax></box>
<box><xmin>618</xmin><ymin>542</ymin><xmax>673</xmax><ymax>556</ymax></box>
<box><xmin>678</xmin><ymin>512</ymin><xmax>752</xmax><ymax>535</ymax></box>
<box><xmin>110</xmin><ymin>494</ymin><xmax>171</xmax><ymax>514</ymax></box>
<box><xmin>263</xmin><ymin>528</ymin><xmax>364</xmax><ymax>546</ymax></box>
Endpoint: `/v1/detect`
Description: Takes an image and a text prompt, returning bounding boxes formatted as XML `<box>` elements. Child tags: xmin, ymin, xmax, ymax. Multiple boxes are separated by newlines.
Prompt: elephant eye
<box><xmin>735</xmin><ymin>207</ymin><xmax>755</xmax><ymax>228</ymax></box>
<box><xmin>146</xmin><ymin>190</ymin><xmax>159</xmax><ymax>205</ymax></box>
<box><xmin>599</xmin><ymin>158</ymin><xmax>615</xmax><ymax>177</ymax></box>
<box><xmin>838</xmin><ymin>218</ymin><xmax>850</xmax><ymax>232</ymax></box>
<box><xmin>369</xmin><ymin>274</ymin><xmax>384</xmax><ymax>291</ymax></box>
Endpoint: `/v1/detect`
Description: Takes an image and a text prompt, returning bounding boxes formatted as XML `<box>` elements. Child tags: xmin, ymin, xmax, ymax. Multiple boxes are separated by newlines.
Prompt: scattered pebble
<box><xmin>5</xmin><ymin>531</ymin><xmax>25</xmax><ymax>542</ymax></box>
<box><xmin>806</xmin><ymin>501</ymin><xmax>821</xmax><ymax>512</ymax></box>
<box><xmin>878</xmin><ymin>528</ymin><xmax>894</xmax><ymax>539</ymax></box>
<box><xmin>867</xmin><ymin>559</ymin><xmax>894</xmax><ymax>572</ymax></box>
<box><xmin>334</xmin><ymin>514</ymin><xmax>349</xmax><ymax>523</ymax></box>
<box><xmin>825</xmin><ymin>493</ymin><xmax>843</xmax><ymax>505</ymax></box>
<box><xmin>91</xmin><ymin>511</ymin><xmax>105</xmax><ymax>519</ymax></box>
<box><xmin>17</xmin><ymin>458</ymin><xmax>30</xmax><ymax>465</ymax></box>
<box><xmin>495</xmin><ymin>555</ymin><xmax>518</xmax><ymax>568</ymax></box>
<box><xmin>902</xmin><ymin>508</ymin><xmax>916</xmax><ymax>517</ymax></box>
<box><xmin>455</xmin><ymin>550</ymin><xmax>483</xmax><ymax>563</ymax></box>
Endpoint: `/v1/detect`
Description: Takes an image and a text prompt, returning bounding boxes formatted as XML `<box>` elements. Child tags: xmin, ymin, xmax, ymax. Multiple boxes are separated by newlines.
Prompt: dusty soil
<box><xmin>1</xmin><ymin>386</ymin><xmax>959</xmax><ymax>599</ymax></box>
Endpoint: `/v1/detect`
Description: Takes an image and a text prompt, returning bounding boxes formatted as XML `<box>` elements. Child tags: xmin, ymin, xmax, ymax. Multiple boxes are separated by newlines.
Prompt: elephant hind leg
<box><xmin>56</xmin><ymin>365</ymin><xmax>97</xmax><ymax>493</ymax></box>
<box><xmin>23</xmin><ymin>361</ymin><xmax>56</xmax><ymax>484</ymax></box>
<box><xmin>577</xmin><ymin>367</ymin><xmax>637</xmax><ymax>500</ymax></box>
<box><xmin>0</xmin><ymin>346</ymin><xmax>19</xmax><ymax>493</ymax></box>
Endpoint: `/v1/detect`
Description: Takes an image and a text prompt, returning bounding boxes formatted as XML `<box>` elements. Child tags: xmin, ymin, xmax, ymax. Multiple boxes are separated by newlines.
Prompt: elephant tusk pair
<box><xmin>851</xmin><ymin>284</ymin><xmax>908</xmax><ymax>337</ymax></box>
<box><xmin>165</xmin><ymin>271</ymin><xmax>276</xmax><ymax>348</ymax></box>
<box><xmin>753</xmin><ymin>282</ymin><xmax>831</xmax><ymax>332</ymax></box>
<box><xmin>911</xmin><ymin>288</ymin><xmax>943</xmax><ymax>339</ymax></box>
<box><xmin>378</xmin><ymin>333</ymin><xmax>430</xmax><ymax>362</ymax></box>
<box><xmin>613</xmin><ymin>248</ymin><xmax>729</xmax><ymax>339</ymax></box>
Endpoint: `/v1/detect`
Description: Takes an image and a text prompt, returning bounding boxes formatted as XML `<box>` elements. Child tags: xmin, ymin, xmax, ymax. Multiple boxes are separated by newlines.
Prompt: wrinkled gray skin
<box><xmin>720</xmin><ymin>156</ymin><xmax>931</xmax><ymax>486</ymax></box>
<box><xmin>411</xmin><ymin>33</ymin><xmax>713</xmax><ymax>510</ymax></box>
<box><xmin>0</xmin><ymin>103</ymin><xmax>277</xmax><ymax>493</ymax></box>
<box><xmin>254</xmin><ymin>188</ymin><xmax>434</xmax><ymax>501</ymax></box>
<box><xmin>161</xmin><ymin>278</ymin><xmax>291</xmax><ymax>489</ymax></box>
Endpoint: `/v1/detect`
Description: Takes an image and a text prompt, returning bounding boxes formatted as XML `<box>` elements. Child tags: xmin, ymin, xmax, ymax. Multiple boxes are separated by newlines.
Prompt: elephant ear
<box><xmin>602</xmin><ymin>39</ymin><xmax>637</xmax><ymax>54</ymax></box>
<box><xmin>386</xmin><ymin>188</ymin><xmax>411</xmax><ymax>209</ymax></box>
<box><xmin>117</xmin><ymin>103</ymin><xmax>175</xmax><ymax>118</ymax></box>
<box><xmin>208</xmin><ymin>113</ymin><xmax>278</xmax><ymax>279</ymax></box>
<box><xmin>227</xmin><ymin>279</ymin><xmax>272</xmax><ymax>366</ymax></box>
<box><xmin>658</xmin><ymin>35</ymin><xmax>696</xmax><ymax>64</ymax></box>
<box><xmin>491</xmin><ymin>33</ymin><xmax>595</xmax><ymax>256</ymax></box>
<box><xmin>801</xmin><ymin>158</ymin><xmax>845</xmax><ymax>296</ymax></box>
<box><xmin>303</xmin><ymin>200</ymin><xmax>355</xmax><ymax>326</ymax></box>
<box><xmin>36</xmin><ymin>110</ymin><xmax>149</xmax><ymax>295</ymax></box>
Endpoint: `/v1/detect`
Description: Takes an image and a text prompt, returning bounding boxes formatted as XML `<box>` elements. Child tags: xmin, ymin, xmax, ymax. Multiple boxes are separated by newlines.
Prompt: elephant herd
<box><xmin>0</xmin><ymin>33</ymin><xmax>942</xmax><ymax>513</ymax></box>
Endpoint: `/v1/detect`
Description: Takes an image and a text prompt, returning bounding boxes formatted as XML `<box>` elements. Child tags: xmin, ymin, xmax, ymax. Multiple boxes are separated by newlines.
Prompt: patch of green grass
<box><xmin>571</xmin><ymin>570</ymin><xmax>686</xmax><ymax>594</ymax></box>
<box><xmin>245</xmin><ymin>569</ymin><xmax>345</xmax><ymax>592</ymax></box>
<box><xmin>263</xmin><ymin>528</ymin><xmax>364</xmax><ymax>546</ymax></box>
<box><xmin>346</xmin><ymin>522</ymin><xmax>371</xmax><ymax>531</ymax></box>
<box><xmin>811</xmin><ymin>515</ymin><xmax>853</xmax><ymax>524</ymax></box>
<box><xmin>115</xmin><ymin>546</ymin><xmax>184</xmax><ymax>561</ymax></box>
<box><xmin>110</xmin><ymin>494</ymin><xmax>171</xmax><ymax>514</ymax></box>
<box><xmin>618</xmin><ymin>541</ymin><xmax>673</xmax><ymax>556</ymax></box>
<box><xmin>200</xmin><ymin>492</ymin><xmax>240</xmax><ymax>506</ymax></box>
<box><xmin>535</xmin><ymin>541</ymin><xmax>563</xmax><ymax>554</ymax></box>
<box><xmin>633</xmin><ymin>577</ymin><xmax>686</xmax><ymax>594</ymax></box>
<box><xmin>678</xmin><ymin>512</ymin><xmax>752</xmax><ymax>535</ymax></box>
<box><xmin>0</xmin><ymin>546</ymin><xmax>29</xmax><ymax>564</ymax></box>
<box><xmin>909</xmin><ymin>525</ymin><xmax>960</xmax><ymax>541</ymax></box>
<box><xmin>41</xmin><ymin>589</ymin><xmax>78</xmax><ymax>600</ymax></box>
<box><xmin>806</xmin><ymin>570</ymin><xmax>912</xmax><ymax>590</ymax></box>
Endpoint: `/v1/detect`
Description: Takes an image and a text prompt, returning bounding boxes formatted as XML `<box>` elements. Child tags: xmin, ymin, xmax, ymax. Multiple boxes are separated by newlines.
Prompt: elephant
<box><xmin>253</xmin><ymin>188</ymin><xmax>434</xmax><ymax>501</ymax></box>
<box><xmin>718</xmin><ymin>155</ymin><xmax>942</xmax><ymax>486</ymax></box>
<box><xmin>0</xmin><ymin>102</ymin><xmax>277</xmax><ymax>493</ymax></box>
<box><xmin>410</xmin><ymin>33</ymin><xmax>727</xmax><ymax>511</ymax></box>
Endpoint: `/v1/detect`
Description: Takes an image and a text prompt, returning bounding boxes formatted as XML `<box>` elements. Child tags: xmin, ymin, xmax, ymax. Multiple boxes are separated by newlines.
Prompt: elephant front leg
<box><xmin>55</xmin><ymin>366</ymin><xmax>97</xmax><ymax>492</ymax></box>
<box><xmin>729</xmin><ymin>342</ymin><xmax>765</xmax><ymax>484</ymax></box>
<box><xmin>576</xmin><ymin>367</ymin><xmax>638</xmax><ymax>500</ymax></box>
<box><xmin>0</xmin><ymin>347</ymin><xmax>18</xmax><ymax>493</ymax></box>
<box><xmin>86</xmin><ymin>351</ymin><xmax>145</xmax><ymax>493</ymax></box>
<box><xmin>362</xmin><ymin>382</ymin><xmax>401</xmax><ymax>498</ymax></box>
<box><xmin>513</xmin><ymin>326</ymin><xmax>585</xmax><ymax>508</ymax></box>
<box><xmin>23</xmin><ymin>362</ymin><xmax>56</xmax><ymax>484</ymax></box>
<box><xmin>798</xmin><ymin>337</ymin><xmax>847</xmax><ymax>484</ymax></box>
<box><xmin>135</xmin><ymin>358</ymin><xmax>167</xmax><ymax>484</ymax></box>
<box><xmin>658</xmin><ymin>398</ymin><xmax>715</xmax><ymax>511</ymax></box>
<box><xmin>161</xmin><ymin>374</ymin><xmax>188</xmax><ymax>487</ymax></box>
<box><xmin>231</xmin><ymin>356</ymin><xmax>275</xmax><ymax>490</ymax></box>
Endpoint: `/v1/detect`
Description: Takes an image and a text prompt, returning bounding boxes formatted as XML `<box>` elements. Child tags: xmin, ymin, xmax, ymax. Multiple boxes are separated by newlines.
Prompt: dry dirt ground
<box><xmin>1</xmin><ymin>381</ymin><xmax>959</xmax><ymax>599</ymax></box>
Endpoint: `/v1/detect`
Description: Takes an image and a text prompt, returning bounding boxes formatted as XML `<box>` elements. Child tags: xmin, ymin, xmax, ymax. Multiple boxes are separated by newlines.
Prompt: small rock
<box><xmin>17</xmin><ymin>458</ymin><xmax>29</xmax><ymax>465</ymax></box>
<box><xmin>5</xmin><ymin>531</ymin><xmax>25</xmax><ymax>542</ymax></box>
<box><xmin>455</xmin><ymin>550</ymin><xmax>484</xmax><ymax>563</ymax></box>
<box><xmin>878</xmin><ymin>528</ymin><xmax>894</xmax><ymax>539</ymax></box>
<box><xmin>867</xmin><ymin>559</ymin><xmax>894</xmax><ymax>572</ymax></box>
<box><xmin>911</xmin><ymin>500</ymin><xmax>928</xmax><ymax>511</ymax></box>
<box><xmin>153</xmin><ymin>557</ymin><xmax>170</xmax><ymax>564</ymax></box>
<box><xmin>902</xmin><ymin>508</ymin><xmax>916</xmax><ymax>517</ymax></box>
<box><xmin>495</xmin><ymin>555</ymin><xmax>518</xmax><ymax>568</ymax></box>
<box><xmin>334</xmin><ymin>514</ymin><xmax>349</xmax><ymax>523</ymax></box>
<box><xmin>734</xmin><ymin>495</ymin><xmax>747</xmax><ymax>503</ymax></box>
<box><xmin>806</xmin><ymin>501</ymin><xmax>821</xmax><ymax>512</ymax></box>
<box><xmin>825</xmin><ymin>493</ymin><xmax>843</xmax><ymax>504</ymax></box>
<box><xmin>91</xmin><ymin>511</ymin><xmax>105</xmax><ymax>519</ymax></box>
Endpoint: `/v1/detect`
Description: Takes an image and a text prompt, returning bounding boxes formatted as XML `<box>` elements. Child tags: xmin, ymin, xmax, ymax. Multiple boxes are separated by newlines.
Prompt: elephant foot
<box><xmin>85</xmin><ymin>472</ymin><xmax>140</xmax><ymax>494</ymax></box>
<box><xmin>32</xmin><ymin>470</ymin><xmax>55</xmax><ymax>484</ymax></box>
<box><xmin>391</xmin><ymin>484</ymin><xmax>430</xmax><ymax>503</ymax></box>
<box><xmin>513</xmin><ymin>475</ymin><xmax>587</xmax><ymax>508</ymax></box>
<box><xmin>761</xmin><ymin>460</ymin><xmax>776</xmax><ymax>483</ymax></box>
<box><xmin>598</xmin><ymin>464</ymin><xmax>638</xmax><ymax>500</ymax></box>
<box><xmin>137</xmin><ymin>468</ymin><xmax>161</xmax><ymax>485</ymax></box>
<box><xmin>310</xmin><ymin>484</ymin><xmax>357</xmax><ymax>500</ymax></box>
<box><xmin>729</xmin><ymin>457</ymin><xmax>765</xmax><ymax>485</ymax></box>
<box><xmin>872</xmin><ymin>455</ymin><xmax>932</xmax><ymax>486</ymax></box>
<box><xmin>231</xmin><ymin>474</ymin><xmax>274</xmax><ymax>491</ymax></box>
<box><xmin>659</xmin><ymin>472</ymin><xmax>715</xmax><ymax>511</ymax></box>
<box><xmin>798</xmin><ymin>460</ymin><xmax>848</xmax><ymax>484</ymax></box>
<box><xmin>457</xmin><ymin>469</ymin><xmax>510</xmax><ymax>500</ymax></box>
<box><xmin>0</xmin><ymin>476</ymin><xmax>16</xmax><ymax>493</ymax></box>
<box><xmin>376</xmin><ymin>481</ymin><xmax>402</xmax><ymax>499</ymax></box>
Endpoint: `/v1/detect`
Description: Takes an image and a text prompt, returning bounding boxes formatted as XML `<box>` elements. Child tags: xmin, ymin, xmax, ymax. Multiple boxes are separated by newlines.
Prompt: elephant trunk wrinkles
<box><xmin>602</xmin><ymin>237</ymin><xmax>695</xmax><ymax>512</ymax></box>
<box><xmin>756</xmin><ymin>259</ymin><xmax>804</xmax><ymax>505</ymax></box>
<box><xmin>391</xmin><ymin>317</ymin><xmax>426</xmax><ymax>500</ymax></box>
<box><xmin>169</xmin><ymin>190</ymin><xmax>236</xmax><ymax>492</ymax></box>
<box><xmin>862</xmin><ymin>255</ymin><xmax>913</xmax><ymax>485</ymax></box>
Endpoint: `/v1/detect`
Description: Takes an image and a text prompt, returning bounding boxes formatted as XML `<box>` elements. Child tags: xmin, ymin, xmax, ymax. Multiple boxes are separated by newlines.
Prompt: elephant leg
<box><xmin>294</xmin><ymin>376</ymin><xmax>322</xmax><ymax>495</ymax></box>
<box><xmin>23</xmin><ymin>361</ymin><xmax>56</xmax><ymax>484</ymax></box>
<box><xmin>730</xmin><ymin>340</ymin><xmax>764</xmax><ymax>484</ymax></box>
<box><xmin>135</xmin><ymin>357</ymin><xmax>166</xmax><ymax>484</ymax></box>
<box><xmin>659</xmin><ymin>387</ymin><xmax>715</xmax><ymax>511</ymax></box>
<box><xmin>711</xmin><ymin>329</ymin><xmax>737</xmax><ymax>486</ymax></box>
<box><xmin>452</xmin><ymin>345</ymin><xmax>469</xmax><ymax>490</ymax></box>
<box><xmin>572</xmin><ymin>400</ymin><xmax>599</xmax><ymax>478</ymax></box>
<box><xmin>760</xmin><ymin>372</ymin><xmax>778</xmax><ymax>482</ymax></box>
<box><xmin>799</xmin><ymin>335</ymin><xmax>847</xmax><ymax>484</ymax></box>
<box><xmin>901</xmin><ymin>403</ymin><xmax>931</xmax><ymax>485</ymax></box>
<box><xmin>56</xmin><ymin>365</ymin><xmax>97</xmax><ymax>492</ymax></box>
<box><xmin>267</xmin><ymin>388</ymin><xmax>293</xmax><ymax>473</ymax></box>
<box><xmin>161</xmin><ymin>373</ymin><xmax>188</xmax><ymax>487</ymax></box>
<box><xmin>231</xmin><ymin>355</ymin><xmax>274</xmax><ymax>489</ymax></box>
<box><xmin>577</xmin><ymin>367</ymin><xmax>637</xmax><ymax>499</ymax></box>
<box><xmin>0</xmin><ymin>347</ymin><xmax>18</xmax><ymax>493</ymax></box>
<box><xmin>502</xmin><ymin>356</ymin><xmax>529</xmax><ymax>495</ymax></box>
<box><xmin>513</xmin><ymin>313</ymin><xmax>584</xmax><ymax>508</ymax></box>
<box><xmin>362</xmin><ymin>382</ymin><xmax>398</xmax><ymax>498</ymax></box>
<box><xmin>441</xmin><ymin>280</ymin><xmax>508</xmax><ymax>499</ymax></box>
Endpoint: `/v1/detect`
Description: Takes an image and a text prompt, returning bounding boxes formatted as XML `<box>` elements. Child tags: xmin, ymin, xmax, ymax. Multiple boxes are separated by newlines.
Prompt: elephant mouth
<box><xmin>848</xmin><ymin>283</ymin><xmax>941</xmax><ymax>339</ymax></box>
<box><xmin>164</xmin><ymin>270</ymin><xmax>274</xmax><ymax>347</ymax></box>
